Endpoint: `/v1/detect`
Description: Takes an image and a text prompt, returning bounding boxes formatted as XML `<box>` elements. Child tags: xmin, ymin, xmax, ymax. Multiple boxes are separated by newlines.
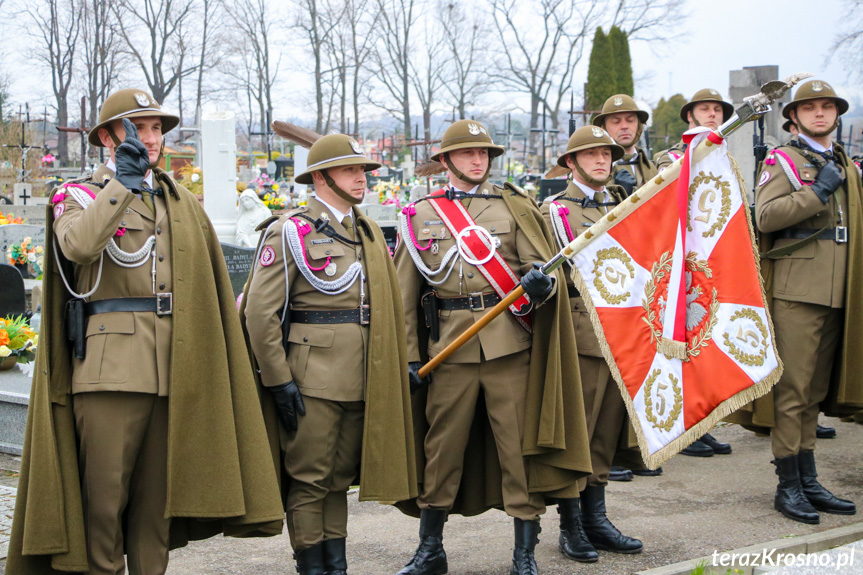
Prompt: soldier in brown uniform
<box><xmin>394</xmin><ymin>119</ymin><xmax>590</xmax><ymax>575</ymax></box>
<box><xmin>243</xmin><ymin>134</ymin><xmax>416</xmax><ymax>574</ymax></box>
<box><xmin>653</xmin><ymin>88</ymin><xmax>735</xmax><ymax>458</ymax></box>
<box><xmin>7</xmin><ymin>88</ymin><xmax>284</xmax><ymax>575</ymax></box>
<box><xmin>592</xmin><ymin>94</ymin><xmax>661</xmax><ymax>480</ymax></box>
<box><xmin>755</xmin><ymin>80</ymin><xmax>861</xmax><ymax>524</ymax></box>
<box><xmin>593</xmin><ymin>94</ymin><xmax>658</xmax><ymax>195</ymax></box>
<box><xmin>654</xmin><ymin>88</ymin><xmax>734</xmax><ymax>174</ymax></box>
<box><xmin>541</xmin><ymin>126</ymin><xmax>643</xmax><ymax>563</ymax></box>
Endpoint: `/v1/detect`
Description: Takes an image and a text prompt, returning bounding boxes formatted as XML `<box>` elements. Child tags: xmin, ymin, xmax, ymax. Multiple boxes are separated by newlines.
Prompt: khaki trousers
<box><xmin>73</xmin><ymin>392</ymin><xmax>170</xmax><ymax>575</ymax></box>
<box><xmin>771</xmin><ymin>299</ymin><xmax>844</xmax><ymax>458</ymax></box>
<box><xmin>281</xmin><ymin>396</ymin><xmax>364</xmax><ymax>551</ymax></box>
<box><xmin>578</xmin><ymin>355</ymin><xmax>627</xmax><ymax>489</ymax></box>
<box><xmin>417</xmin><ymin>350</ymin><xmax>545</xmax><ymax>520</ymax></box>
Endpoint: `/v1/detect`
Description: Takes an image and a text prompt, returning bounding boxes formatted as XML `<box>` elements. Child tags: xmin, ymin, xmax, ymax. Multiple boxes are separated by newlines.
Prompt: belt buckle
<box><xmin>835</xmin><ymin>226</ymin><xmax>848</xmax><ymax>243</ymax></box>
<box><xmin>468</xmin><ymin>292</ymin><xmax>486</xmax><ymax>311</ymax></box>
<box><xmin>360</xmin><ymin>304</ymin><xmax>371</xmax><ymax>325</ymax></box>
<box><xmin>156</xmin><ymin>293</ymin><xmax>173</xmax><ymax>316</ymax></box>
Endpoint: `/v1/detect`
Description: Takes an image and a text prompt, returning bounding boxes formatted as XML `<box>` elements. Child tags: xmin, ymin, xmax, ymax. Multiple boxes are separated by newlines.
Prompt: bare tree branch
<box><xmin>828</xmin><ymin>0</ymin><xmax>863</xmax><ymax>81</ymax></box>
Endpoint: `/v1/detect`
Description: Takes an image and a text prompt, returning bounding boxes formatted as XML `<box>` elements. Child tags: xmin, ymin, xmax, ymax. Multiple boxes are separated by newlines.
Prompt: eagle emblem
<box><xmin>467</xmin><ymin>123</ymin><xmax>480</xmax><ymax>136</ymax></box>
<box><xmin>591</xmin><ymin>126</ymin><xmax>605</xmax><ymax>138</ymax></box>
<box><xmin>349</xmin><ymin>138</ymin><xmax>363</xmax><ymax>154</ymax></box>
<box><xmin>811</xmin><ymin>81</ymin><xmax>823</xmax><ymax>92</ymax></box>
<box><xmin>613</xmin><ymin>96</ymin><xmax>623</xmax><ymax>106</ymax></box>
<box><xmin>134</xmin><ymin>93</ymin><xmax>150</xmax><ymax>107</ymax></box>
<box><xmin>709</xmin><ymin>90</ymin><xmax>719</xmax><ymax>96</ymax></box>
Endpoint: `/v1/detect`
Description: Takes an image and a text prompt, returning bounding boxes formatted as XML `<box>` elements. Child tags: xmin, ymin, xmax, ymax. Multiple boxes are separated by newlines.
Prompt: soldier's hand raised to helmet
<box><xmin>114</xmin><ymin>118</ymin><xmax>151</xmax><ymax>192</ymax></box>
<box><xmin>810</xmin><ymin>161</ymin><xmax>843</xmax><ymax>204</ymax></box>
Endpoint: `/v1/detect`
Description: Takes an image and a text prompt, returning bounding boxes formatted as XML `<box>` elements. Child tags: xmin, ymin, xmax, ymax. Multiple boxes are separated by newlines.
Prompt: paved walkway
<box><xmin>0</xmin><ymin>486</ymin><xmax>15</xmax><ymax>561</ymax></box>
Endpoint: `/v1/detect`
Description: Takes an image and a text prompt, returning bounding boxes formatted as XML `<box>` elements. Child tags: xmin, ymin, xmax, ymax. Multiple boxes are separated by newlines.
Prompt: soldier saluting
<box><xmin>8</xmin><ymin>88</ymin><xmax>283</xmax><ymax>574</ymax></box>
<box><xmin>243</xmin><ymin>134</ymin><xmax>416</xmax><ymax>574</ymax></box>
<box><xmin>755</xmin><ymin>79</ymin><xmax>862</xmax><ymax>524</ymax></box>
<box><xmin>394</xmin><ymin>120</ymin><xmax>591</xmax><ymax>575</ymax></box>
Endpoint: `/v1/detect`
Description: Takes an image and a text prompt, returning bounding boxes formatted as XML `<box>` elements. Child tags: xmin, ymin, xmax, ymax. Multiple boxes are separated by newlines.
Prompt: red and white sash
<box><xmin>426</xmin><ymin>189</ymin><xmax>532</xmax><ymax>329</ymax></box>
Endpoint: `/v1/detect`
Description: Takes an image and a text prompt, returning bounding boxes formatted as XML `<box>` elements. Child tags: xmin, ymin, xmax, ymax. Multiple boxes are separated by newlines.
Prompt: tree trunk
<box><xmin>56</xmin><ymin>97</ymin><xmax>69</xmax><ymax>165</ymax></box>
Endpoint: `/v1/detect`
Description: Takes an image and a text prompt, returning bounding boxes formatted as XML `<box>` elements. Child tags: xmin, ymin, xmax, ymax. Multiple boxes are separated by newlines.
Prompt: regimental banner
<box><xmin>569</xmin><ymin>128</ymin><xmax>782</xmax><ymax>469</ymax></box>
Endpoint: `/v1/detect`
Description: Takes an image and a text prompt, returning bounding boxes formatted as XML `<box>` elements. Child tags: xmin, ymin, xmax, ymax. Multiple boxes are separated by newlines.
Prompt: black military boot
<box><xmin>323</xmin><ymin>538</ymin><xmax>347</xmax><ymax>575</ymax></box>
<box><xmin>608</xmin><ymin>466</ymin><xmax>634</xmax><ymax>481</ymax></box>
<box><xmin>699</xmin><ymin>433</ymin><xmax>731</xmax><ymax>454</ymax></box>
<box><xmin>396</xmin><ymin>509</ymin><xmax>448</xmax><ymax>575</ymax></box>
<box><xmin>580</xmin><ymin>485</ymin><xmax>643</xmax><ymax>554</ymax></box>
<box><xmin>680</xmin><ymin>437</ymin><xmax>714</xmax><ymax>457</ymax></box>
<box><xmin>816</xmin><ymin>424</ymin><xmax>837</xmax><ymax>439</ymax></box>
<box><xmin>557</xmin><ymin>498</ymin><xmax>598</xmax><ymax>562</ymax></box>
<box><xmin>295</xmin><ymin>541</ymin><xmax>326</xmax><ymax>575</ymax></box>
<box><xmin>773</xmin><ymin>454</ymin><xmax>820</xmax><ymax>524</ymax></box>
<box><xmin>632</xmin><ymin>467</ymin><xmax>663</xmax><ymax>477</ymax></box>
<box><xmin>798</xmin><ymin>450</ymin><xmax>856</xmax><ymax>515</ymax></box>
<box><xmin>510</xmin><ymin>518</ymin><xmax>541</xmax><ymax>575</ymax></box>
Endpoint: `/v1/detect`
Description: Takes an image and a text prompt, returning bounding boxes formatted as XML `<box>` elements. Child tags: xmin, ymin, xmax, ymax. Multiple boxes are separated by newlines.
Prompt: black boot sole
<box><xmin>810</xmin><ymin>503</ymin><xmax>856</xmax><ymax>515</ymax></box>
<box><xmin>559</xmin><ymin>545</ymin><xmax>598</xmax><ymax>563</ymax></box>
<box><xmin>774</xmin><ymin>501</ymin><xmax>820</xmax><ymax>524</ymax></box>
<box><xmin>591</xmin><ymin>542</ymin><xmax>643</xmax><ymax>554</ymax></box>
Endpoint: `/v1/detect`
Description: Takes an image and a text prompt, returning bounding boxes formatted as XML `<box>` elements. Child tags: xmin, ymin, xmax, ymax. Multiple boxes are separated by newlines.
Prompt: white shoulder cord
<box><xmin>283</xmin><ymin>218</ymin><xmax>364</xmax><ymax>296</ymax></box>
<box><xmin>773</xmin><ymin>153</ymin><xmax>803</xmax><ymax>191</ymax></box>
<box><xmin>398</xmin><ymin>211</ymin><xmax>460</xmax><ymax>286</ymax></box>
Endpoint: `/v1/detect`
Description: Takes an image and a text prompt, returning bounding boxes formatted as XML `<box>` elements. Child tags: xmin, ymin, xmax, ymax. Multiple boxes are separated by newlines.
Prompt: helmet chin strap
<box><xmin>572</xmin><ymin>154</ymin><xmax>612</xmax><ymax>187</ymax></box>
<box><xmin>796</xmin><ymin>117</ymin><xmax>840</xmax><ymax>140</ymax></box>
<box><xmin>444</xmin><ymin>152</ymin><xmax>490</xmax><ymax>186</ymax></box>
<box><xmin>323</xmin><ymin>171</ymin><xmax>363</xmax><ymax>205</ymax></box>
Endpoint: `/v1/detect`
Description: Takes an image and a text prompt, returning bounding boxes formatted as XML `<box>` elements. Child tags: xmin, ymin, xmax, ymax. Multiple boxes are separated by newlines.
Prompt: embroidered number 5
<box><xmin>694</xmin><ymin>188</ymin><xmax>716</xmax><ymax>224</ymax></box>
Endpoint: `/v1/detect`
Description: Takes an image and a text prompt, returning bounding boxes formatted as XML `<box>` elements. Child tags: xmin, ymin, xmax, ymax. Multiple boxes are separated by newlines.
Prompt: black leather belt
<box><xmin>437</xmin><ymin>292</ymin><xmax>501</xmax><ymax>311</ymax></box>
<box><xmin>568</xmin><ymin>286</ymin><xmax>580</xmax><ymax>298</ymax></box>
<box><xmin>84</xmin><ymin>295</ymin><xmax>173</xmax><ymax>316</ymax></box>
<box><xmin>777</xmin><ymin>227</ymin><xmax>847</xmax><ymax>243</ymax></box>
<box><xmin>290</xmin><ymin>306</ymin><xmax>370</xmax><ymax>325</ymax></box>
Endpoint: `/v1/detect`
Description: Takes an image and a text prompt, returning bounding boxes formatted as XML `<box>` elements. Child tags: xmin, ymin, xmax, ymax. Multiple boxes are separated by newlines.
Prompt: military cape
<box><xmin>7</xmin><ymin>169</ymin><xmax>284</xmax><ymax>574</ymax></box>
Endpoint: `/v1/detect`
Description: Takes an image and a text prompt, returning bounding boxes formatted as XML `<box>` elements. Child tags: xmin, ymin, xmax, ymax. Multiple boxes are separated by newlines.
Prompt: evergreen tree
<box><xmin>586</xmin><ymin>27</ymin><xmax>616</xmax><ymax>115</ymax></box>
<box><xmin>651</xmin><ymin>94</ymin><xmax>689</xmax><ymax>147</ymax></box>
<box><xmin>608</xmin><ymin>26</ymin><xmax>633</xmax><ymax>97</ymax></box>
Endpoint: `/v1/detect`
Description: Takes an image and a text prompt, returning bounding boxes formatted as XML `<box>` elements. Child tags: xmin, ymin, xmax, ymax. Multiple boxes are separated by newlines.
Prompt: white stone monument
<box><xmin>293</xmin><ymin>146</ymin><xmax>310</xmax><ymax>203</ymax></box>
<box><xmin>12</xmin><ymin>183</ymin><xmax>33</xmax><ymax>206</ymax></box>
<box><xmin>202</xmin><ymin>111</ymin><xmax>238</xmax><ymax>241</ymax></box>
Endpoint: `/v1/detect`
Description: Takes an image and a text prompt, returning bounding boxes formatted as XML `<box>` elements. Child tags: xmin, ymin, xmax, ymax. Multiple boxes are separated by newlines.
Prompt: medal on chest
<box><xmin>324</xmin><ymin>262</ymin><xmax>338</xmax><ymax>277</ymax></box>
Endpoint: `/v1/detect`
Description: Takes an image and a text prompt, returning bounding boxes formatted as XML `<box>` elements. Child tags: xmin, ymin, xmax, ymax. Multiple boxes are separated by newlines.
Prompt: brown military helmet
<box><xmin>430</xmin><ymin>119</ymin><xmax>505</xmax><ymax>162</ymax></box>
<box><xmin>782</xmin><ymin>119</ymin><xmax>795</xmax><ymax>133</ymax></box>
<box><xmin>556</xmin><ymin>125</ymin><xmax>624</xmax><ymax>168</ymax></box>
<box><xmin>782</xmin><ymin>79</ymin><xmax>849</xmax><ymax>120</ymax></box>
<box><xmin>592</xmin><ymin>94</ymin><xmax>649</xmax><ymax>127</ymax></box>
<box><xmin>679</xmin><ymin>88</ymin><xmax>734</xmax><ymax>124</ymax></box>
<box><xmin>88</xmin><ymin>88</ymin><xmax>180</xmax><ymax>147</ymax></box>
<box><xmin>294</xmin><ymin>134</ymin><xmax>381</xmax><ymax>185</ymax></box>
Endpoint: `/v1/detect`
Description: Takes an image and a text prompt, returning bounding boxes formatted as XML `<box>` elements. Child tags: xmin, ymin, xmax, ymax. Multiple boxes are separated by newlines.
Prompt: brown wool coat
<box><xmin>7</xmin><ymin>168</ymin><xmax>284</xmax><ymax>574</ymax></box>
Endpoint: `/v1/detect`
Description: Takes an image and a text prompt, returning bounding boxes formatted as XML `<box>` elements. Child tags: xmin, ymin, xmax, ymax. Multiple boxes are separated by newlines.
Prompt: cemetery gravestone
<box><xmin>221</xmin><ymin>242</ymin><xmax>256</xmax><ymax>299</ymax></box>
<box><xmin>0</xmin><ymin>224</ymin><xmax>46</xmax><ymax>254</ymax></box>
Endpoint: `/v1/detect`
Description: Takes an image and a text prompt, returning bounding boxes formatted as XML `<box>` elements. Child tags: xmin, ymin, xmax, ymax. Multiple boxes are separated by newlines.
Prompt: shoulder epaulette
<box><xmin>255</xmin><ymin>215</ymin><xmax>280</xmax><ymax>232</ymax></box>
<box><xmin>502</xmin><ymin>181</ymin><xmax>529</xmax><ymax>197</ymax></box>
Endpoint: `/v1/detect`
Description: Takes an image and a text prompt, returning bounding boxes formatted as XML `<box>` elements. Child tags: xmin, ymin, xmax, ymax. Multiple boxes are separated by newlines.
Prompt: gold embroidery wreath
<box><xmin>591</xmin><ymin>247</ymin><xmax>636</xmax><ymax>305</ymax></box>
<box><xmin>644</xmin><ymin>369</ymin><xmax>683</xmax><ymax>432</ymax></box>
<box><xmin>687</xmin><ymin>171</ymin><xmax>732</xmax><ymax>239</ymax></box>
<box><xmin>722</xmin><ymin>308</ymin><xmax>769</xmax><ymax>367</ymax></box>
<box><xmin>642</xmin><ymin>251</ymin><xmax>718</xmax><ymax>361</ymax></box>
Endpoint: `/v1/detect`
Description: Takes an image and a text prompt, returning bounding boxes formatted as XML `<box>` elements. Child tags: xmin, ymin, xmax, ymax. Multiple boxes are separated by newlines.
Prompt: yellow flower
<box><xmin>0</xmin><ymin>345</ymin><xmax>10</xmax><ymax>358</ymax></box>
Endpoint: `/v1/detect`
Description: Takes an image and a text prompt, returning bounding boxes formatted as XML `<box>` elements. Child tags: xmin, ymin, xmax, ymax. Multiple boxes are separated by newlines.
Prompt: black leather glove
<box><xmin>810</xmin><ymin>160</ymin><xmax>843</xmax><ymax>203</ymax></box>
<box><xmin>521</xmin><ymin>262</ymin><xmax>553</xmax><ymax>303</ymax></box>
<box><xmin>113</xmin><ymin>118</ymin><xmax>151</xmax><ymax>192</ymax></box>
<box><xmin>613</xmin><ymin>168</ymin><xmax>637</xmax><ymax>195</ymax></box>
<box><xmin>408</xmin><ymin>361</ymin><xmax>431</xmax><ymax>395</ymax></box>
<box><xmin>269</xmin><ymin>380</ymin><xmax>306</xmax><ymax>431</ymax></box>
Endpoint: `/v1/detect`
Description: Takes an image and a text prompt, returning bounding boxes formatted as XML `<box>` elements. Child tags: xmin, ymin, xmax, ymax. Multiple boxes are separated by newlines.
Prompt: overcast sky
<box><xmin>5</xmin><ymin>0</ymin><xmax>858</xmax><ymax>127</ymax></box>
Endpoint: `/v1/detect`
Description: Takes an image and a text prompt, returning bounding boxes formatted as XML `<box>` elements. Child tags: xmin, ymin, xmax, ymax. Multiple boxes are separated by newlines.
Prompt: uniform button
<box><xmin>490</xmin><ymin>226</ymin><xmax>496</xmax><ymax>232</ymax></box>
<box><xmin>121</xmin><ymin>221</ymin><xmax>126</xmax><ymax>226</ymax></box>
<box><xmin>99</xmin><ymin>325</ymin><xmax>105</xmax><ymax>331</ymax></box>
<box><xmin>156</xmin><ymin>227</ymin><xmax>162</xmax><ymax>234</ymax></box>
<box><xmin>467</xmin><ymin>272</ymin><xmax>474</xmax><ymax>278</ymax></box>
<box><xmin>303</xmin><ymin>336</ymin><xmax>309</xmax><ymax>342</ymax></box>
<box><xmin>358</xmin><ymin>255</ymin><xmax>362</xmax><ymax>261</ymax></box>
<box><xmin>159</xmin><ymin>283</ymin><xmax>166</xmax><ymax>290</ymax></box>
<box><xmin>110</xmin><ymin>198</ymin><xmax>118</xmax><ymax>205</ymax></box>
<box><xmin>158</xmin><ymin>255</ymin><xmax>164</xmax><ymax>262</ymax></box>
<box><xmin>325</xmin><ymin>250</ymin><xmax>331</xmax><ymax>255</ymax></box>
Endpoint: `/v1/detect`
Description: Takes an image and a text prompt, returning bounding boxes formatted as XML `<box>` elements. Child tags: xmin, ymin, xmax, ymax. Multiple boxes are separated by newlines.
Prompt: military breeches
<box><xmin>578</xmin><ymin>355</ymin><xmax>627</xmax><ymax>488</ymax></box>
<box><xmin>771</xmin><ymin>299</ymin><xmax>844</xmax><ymax>458</ymax></box>
<box><xmin>73</xmin><ymin>392</ymin><xmax>170</xmax><ymax>575</ymax></box>
<box><xmin>417</xmin><ymin>350</ymin><xmax>545</xmax><ymax>520</ymax></box>
<box><xmin>281</xmin><ymin>396</ymin><xmax>364</xmax><ymax>551</ymax></box>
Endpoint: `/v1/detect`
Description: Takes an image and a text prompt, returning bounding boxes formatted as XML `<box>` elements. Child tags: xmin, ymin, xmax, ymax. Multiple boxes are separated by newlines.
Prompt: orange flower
<box><xmin>0</xmin><ymin>329</ymin><xmax>9</xmax><ymax>347</ymax></box>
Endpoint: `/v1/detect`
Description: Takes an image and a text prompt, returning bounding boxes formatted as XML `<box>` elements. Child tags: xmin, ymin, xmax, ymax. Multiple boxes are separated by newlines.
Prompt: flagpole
<box><xmin>418</xmin><ymin>73</ymin><xmax>811</xmax><ymax>378</ymax></box>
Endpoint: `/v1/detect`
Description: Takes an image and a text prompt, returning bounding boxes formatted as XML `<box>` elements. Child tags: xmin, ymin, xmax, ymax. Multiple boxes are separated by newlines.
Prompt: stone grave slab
<box><xmin>221</xmin><ymin>242</ymin><xmax>256</xmax><ymax>299</ymax></box>
<box><xmin>0</xmin><ymin>224</ymin><xmax>46</xmax><ymax>254</ymax></box>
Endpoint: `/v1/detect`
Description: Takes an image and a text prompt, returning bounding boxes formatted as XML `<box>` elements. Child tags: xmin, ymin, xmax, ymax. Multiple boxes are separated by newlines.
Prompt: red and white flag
<box><xmin>569</xmin><ymin>128</ymin><xmax>782</xmax><ymax>468</ymax></box>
